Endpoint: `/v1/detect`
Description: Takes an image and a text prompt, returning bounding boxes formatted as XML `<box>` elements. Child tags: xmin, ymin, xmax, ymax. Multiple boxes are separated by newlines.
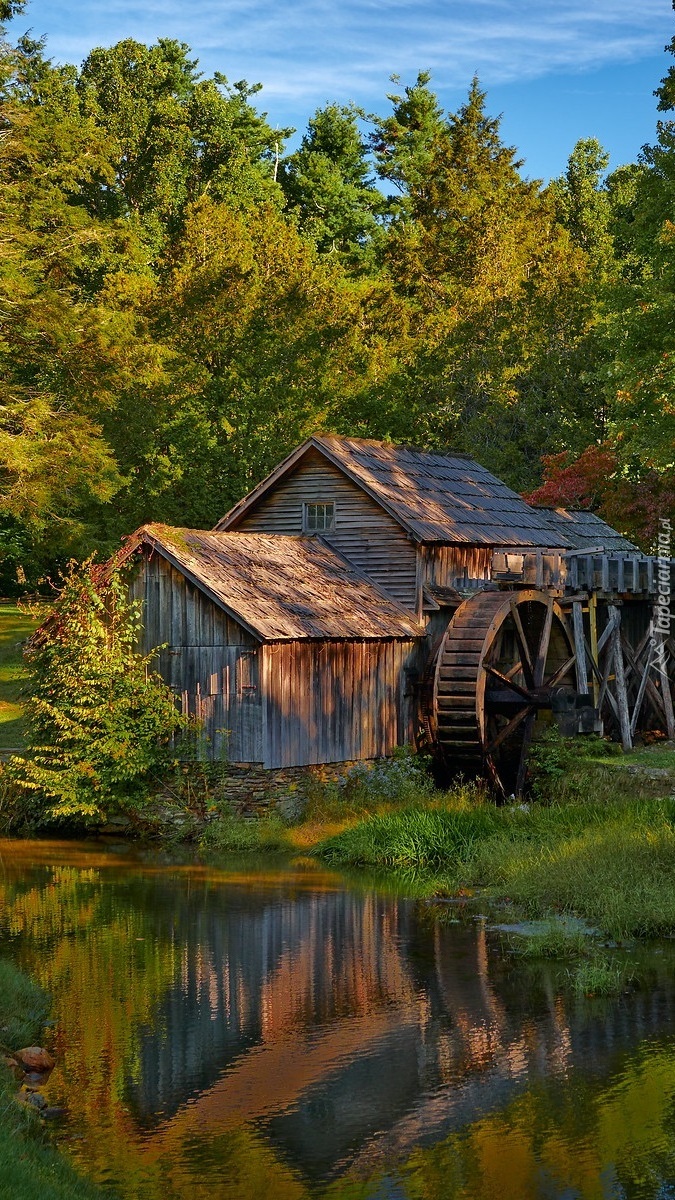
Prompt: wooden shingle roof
<box><xmin>219</xmin><ymin>436</ymin><xmax>589</xmax><ymax>549</ymax></box>
<box><xmin>535</xmin><ymin>507</ymin><xmax>637</xmax><ymax>553</ymax></box>
<box><xmin>315</xmin><ymin>437</ymin><xmax>574</xmax><ymax>545</ymax></box>
<box><xmin>132</xmin><ymin>525</ymin><xmax>423</xmax><ymax>642</ymax></box>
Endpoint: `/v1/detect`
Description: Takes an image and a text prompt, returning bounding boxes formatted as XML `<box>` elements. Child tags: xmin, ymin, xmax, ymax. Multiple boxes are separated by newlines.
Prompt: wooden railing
<box><xmin>491</xmin><ymin>548</ymin><xmax>675</xmax><ymax>598</ymax></box>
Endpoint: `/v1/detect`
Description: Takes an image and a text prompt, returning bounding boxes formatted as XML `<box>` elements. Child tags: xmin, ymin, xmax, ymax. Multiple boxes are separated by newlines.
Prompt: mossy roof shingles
<box><xmin>133</xmin><ymin>524</ymin><xmax>423</xmax><ymax>642</ymax></box>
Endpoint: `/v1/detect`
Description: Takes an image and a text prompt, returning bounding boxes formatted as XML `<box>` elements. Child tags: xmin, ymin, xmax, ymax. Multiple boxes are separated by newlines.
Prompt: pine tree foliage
<box><xmin>281</xmin><ymin>103</ymin><xmax>383</xmax><ymax>262</ymax></box>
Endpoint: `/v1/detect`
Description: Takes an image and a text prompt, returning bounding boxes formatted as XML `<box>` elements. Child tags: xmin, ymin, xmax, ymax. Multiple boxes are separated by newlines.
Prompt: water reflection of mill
<box><xmin>126</xmin><ymin>880</ymin><xmax>675</xmax><ymax>1181</ymax></box>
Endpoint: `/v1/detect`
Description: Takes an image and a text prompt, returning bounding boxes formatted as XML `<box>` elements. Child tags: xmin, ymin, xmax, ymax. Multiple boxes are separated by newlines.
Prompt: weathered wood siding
<box><xmin>262</xmin><ymin>640</ymin><xmax>421</xmax><ymax>768</ymax></box>
<box><xmin>232</xmin><ymin>449</ymin><xmax>418</xmax><ymax>610</ymax></box>
<box><xmin>132</xmin><ymin>553</ymin><xmax>263</xmax><ymax>762</ymax></box>
<box><xmin>420</xmin><ymin>546</ymin><xmax>493</xmax><ymax>592</ymax></box>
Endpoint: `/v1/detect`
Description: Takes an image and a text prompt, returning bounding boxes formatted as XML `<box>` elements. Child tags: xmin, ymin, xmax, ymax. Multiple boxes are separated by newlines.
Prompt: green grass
<box><xmin>0</xmin><ymin>602</ymin><xmax>37</xmax><ymax>751</ymax></box>
<box><xmin>475</xmin><ymin>812</ymin><xmax>675</xmax><ymax>940</ymax></box>
<box><xmin>0</xmin><ymin>958</ymin><xmax>112</xmax><ymax>1200</ymax></box>
<box><xmin>314</xmin><ymin>771</ymin><xmax>675</xmax><ymax>943</ymax></box>
<box><xmin>0</xmin><ymin>958</ymin><xmax>49</xmax><ymax>1049</ymax></box>
<box><xmin>606</xmin><ymin>746</ymin><xmax>675</xmax><ymax>770</ymax></box>
<box><xmin>509</xmin><ymin>922</ymin><xmax>589</xmax><ymax>959</ymax></box>
<box><xmin>200</xmin><ymin>812</ymin><xmax>294</xmax><ymax>854</ymax></box>
<box><xmin>317</xmin><ymin>798</ymin><xmax>502</xmax><ymax>869</ymax></box>
<box><xmin>567</xmin><ymin>956</ymin><xmax>632</xmax><ymax>998</ymax></box>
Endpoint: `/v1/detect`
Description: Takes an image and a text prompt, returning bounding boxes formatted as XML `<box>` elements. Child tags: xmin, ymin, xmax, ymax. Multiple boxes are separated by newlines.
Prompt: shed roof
<box><xmin>132</xmin><ymin>524</ymin><xmax>423</xmax><ymax>642</ymax></box>
<box><xmin>535</xmin><ymin>507</ymin><xmax>638</xmax><ymax>553</ymax></box>
<box><xmin>218</xmin><ymin>436</ymin><xmax>582</xmax><ymax>548</ymax></box>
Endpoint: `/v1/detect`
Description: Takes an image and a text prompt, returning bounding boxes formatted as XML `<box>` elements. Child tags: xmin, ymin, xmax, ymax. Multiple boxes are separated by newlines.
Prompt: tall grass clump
<box><xmin>512</xmin><ymin>923</ymin><xmax>589</xmax><ymax>959</ymax></box>
<box><xmin>568</xmin><ymin>956</ymin><xmax>631</xmax><ymax>997</ymax></box>
<box><xmin>200</xmin><ymin>812</ymin><xmax>293</xmax><ymax>855</ymax></box>
<box><xmin>316</xmin><ymin>797</ymin><xmax>501</xmax><ymax>869</ymax></box>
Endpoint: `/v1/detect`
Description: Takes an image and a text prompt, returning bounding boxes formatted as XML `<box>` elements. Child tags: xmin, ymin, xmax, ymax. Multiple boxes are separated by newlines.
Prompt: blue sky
<box><xmin>14</xmin><ymin>0</ymin><xmax>675</xmax><ymax>180</ymax></box>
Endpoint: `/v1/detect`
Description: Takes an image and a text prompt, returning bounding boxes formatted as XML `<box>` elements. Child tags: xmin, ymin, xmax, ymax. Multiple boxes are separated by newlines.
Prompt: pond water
<box><xmin>3</xmin><ymin>840</ymin><xmax>675</xmax><ymax>1199</ymax></box>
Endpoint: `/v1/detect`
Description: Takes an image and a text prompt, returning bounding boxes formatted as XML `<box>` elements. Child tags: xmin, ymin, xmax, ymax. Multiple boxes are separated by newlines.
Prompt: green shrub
<box><xmin>6</xmin><ymin>559</ymin><xmax>185</xmax><ymax>824</ymax></box>
<box><xmin>316</xmin><ymin>798</ymin><xmax>501</xmax><ymax>868</ymax></box>
<box><xmin>200</xmin><ymin>812</ymin><xmax>293</xmax><ymax>854</ymax></box>
<box><xmin>527</xmin><ymin>728</ymin><xmax>619</xmax><ymax>802</ymax></box>
<box><xmin>301</xmin><ymin>749</ymin><xmax>435</xmax><ymax>823</ymax></box>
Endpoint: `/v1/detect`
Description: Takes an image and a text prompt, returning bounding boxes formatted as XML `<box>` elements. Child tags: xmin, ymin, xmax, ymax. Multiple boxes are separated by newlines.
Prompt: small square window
<box><xmin>304</xmin><ymin>502</ymin><xmax>335</xmax><ymax>532</ymax></box>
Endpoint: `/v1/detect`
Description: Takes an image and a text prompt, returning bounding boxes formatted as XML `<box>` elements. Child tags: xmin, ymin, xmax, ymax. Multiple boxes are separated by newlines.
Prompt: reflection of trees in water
<box><xmin>5</xmin><ymin>850</ymin><xmax>675</xmax><ymax>1197</ymax></box>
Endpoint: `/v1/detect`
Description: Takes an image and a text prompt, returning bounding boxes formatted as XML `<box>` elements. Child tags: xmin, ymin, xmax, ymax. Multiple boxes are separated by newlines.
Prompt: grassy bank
<box><xmin>201</xmin><ymin>738</ymin><xmax>675</xmax><ymax>988</ymax></box>
<box><xmin>313</xmin><ymin>740</ymin><xmax>675</xmax><ymax>943</ymax></box>
<box><xmin>0</xmin><ymin>958</ymin><xmax>110</xmax><ymax>1200</ymax></box>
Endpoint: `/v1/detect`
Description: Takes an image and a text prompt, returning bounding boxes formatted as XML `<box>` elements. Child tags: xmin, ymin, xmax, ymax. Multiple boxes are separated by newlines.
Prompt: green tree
<box><xmin>105</xmin><ymin>195</ymin><xmax>388</xmax><ymax>528</ymax></box>
<box><xmin>367</xmin><ymin>79</ymin><xmax>594</xmax><ymax>486</ymax></box>
<box><xmin>9</xmin><ymin>560</ymin><xmax>184</xmax><ymax>821</ymax></box>
<box><xmin>549</xmin><ymin>138</ymin><xmax>614</xmax><ymax>270</ymax></box>
<box><xmin>280</xmin><ymin>103</ymin><xmax>383</xmax><ymax>264</ymax></box>
<box><xmin>370</xmin><ymin>70</ymin><xmax>447</xmax><ymax>215</ymax></box>
<box><xmin>0</xmin><ymin>1</ymin><xmax>25</xmax><ymax>23</ymax></box>
<box><xmin>587</xmin><ymin>29</ymin><xmax>675</xmax><ymax>499</ymax></box>
<box><xmin>0</xmin><ymin>34</ymin><xmax>126</xmax><ymax>561</ymax></box>
<box><xmin>77</xmin><ymin>39</ymin><xmax>288</xmax><ymax>245</ymax></box>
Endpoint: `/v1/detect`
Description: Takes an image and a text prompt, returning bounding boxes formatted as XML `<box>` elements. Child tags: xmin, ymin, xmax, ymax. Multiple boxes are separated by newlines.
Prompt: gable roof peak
<box><xmin>216</xmin><ymin>435</ymin><xmax>630</xmax><ymax>551</ymax></box>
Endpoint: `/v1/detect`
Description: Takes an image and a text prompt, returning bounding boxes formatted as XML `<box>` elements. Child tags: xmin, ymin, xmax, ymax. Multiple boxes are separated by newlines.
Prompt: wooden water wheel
<box><xmin>431</xmin><ymin>590</ymin><xmax>576</xmax><ymax>797</ymax></box>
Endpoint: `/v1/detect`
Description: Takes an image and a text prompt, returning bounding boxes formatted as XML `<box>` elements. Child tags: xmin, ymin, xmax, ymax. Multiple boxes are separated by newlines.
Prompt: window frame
<box><xmin>303</xmin><ymin>500</ymin><xmax>337</xmax><ymax>533</ymax></box>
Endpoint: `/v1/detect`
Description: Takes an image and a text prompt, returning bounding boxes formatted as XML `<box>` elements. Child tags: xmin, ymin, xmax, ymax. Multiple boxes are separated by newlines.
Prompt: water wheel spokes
<box><xmin>432</xmin><ymin>590</ymin><xmax>575</xmax><ymax>798</ymax></box>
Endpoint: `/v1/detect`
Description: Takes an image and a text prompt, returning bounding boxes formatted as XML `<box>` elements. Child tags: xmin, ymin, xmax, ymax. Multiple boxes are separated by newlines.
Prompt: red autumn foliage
<box><xmin>525</xmin><ymin>445</ymin><xmax>675</xmax><ymax>552</ymax></box>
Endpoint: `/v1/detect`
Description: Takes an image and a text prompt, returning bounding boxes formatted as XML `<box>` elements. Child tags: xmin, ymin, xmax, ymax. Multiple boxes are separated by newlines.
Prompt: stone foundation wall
<box><xmin>204</xmin><ymin>760</ymin><xmax>373</xmax><ymax>820</ymax></box>
<box><xmin>122</xmin><ymin>758</ymin><xmax>379</xmax><ymax>838</ymax></box>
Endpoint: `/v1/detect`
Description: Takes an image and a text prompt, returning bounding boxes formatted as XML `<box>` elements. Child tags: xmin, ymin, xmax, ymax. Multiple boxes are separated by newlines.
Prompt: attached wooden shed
<box><xmin>130</xmin><ymin>525</ymin><xmax>422</xmax><ymax>768</ymax></box>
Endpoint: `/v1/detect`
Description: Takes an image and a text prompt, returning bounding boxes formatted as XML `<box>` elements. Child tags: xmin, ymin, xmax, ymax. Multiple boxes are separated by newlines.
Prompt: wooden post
<box><xmin>662</xmin><ymin>659</ymin><xmax>675</xmax><ymax>741</ymax></box>
<box><xmin>654</xmin><ymin>627</ymin><xmax>675</xmax><ymax>741</ymax></box>
<box><xmin>588</xmin><ymin>593</ymin><xmax>599</xmax><ymax>706</ymax></box>
<box><xmin>630</xmin><ymin>642</ymin><xmax>654</xmax><ymax>738</ymax></box>
<box><xmin>572</xmin><ymin>601</ymin><xmax>588</xmax><ymax>695</ymax></box>
<box><xmin>610</xmin><ymin>606</ymin><xmax>632</xmax><ymax>750</ymax></box>
<box><xmin>597</xmin><ymin>607</ymin><xmax>618</xmax><ymax>714</ymax></box>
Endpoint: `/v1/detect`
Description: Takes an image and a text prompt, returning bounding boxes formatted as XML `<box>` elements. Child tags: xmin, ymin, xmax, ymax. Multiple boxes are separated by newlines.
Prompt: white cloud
<box><xmin>22</xmin><ymin>0</ymin><xmax>674</xmax><ymax>107</ymax></box>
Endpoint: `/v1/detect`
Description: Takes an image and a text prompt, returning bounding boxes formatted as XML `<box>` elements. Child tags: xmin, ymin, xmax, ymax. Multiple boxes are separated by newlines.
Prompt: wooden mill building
<box><xmin>128</xmin><ymin>436</ymin><xmax>675</xmax><ymax>797</ymax></box>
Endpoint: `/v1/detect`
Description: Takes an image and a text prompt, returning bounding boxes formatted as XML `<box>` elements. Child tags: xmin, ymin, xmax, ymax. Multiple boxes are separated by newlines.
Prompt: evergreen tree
<box><xmin>280</xmin><ymin>103</ymin><xmax>383</xmax><ymax>265</ymax></box>
<box><xmin>371</xmin><ymin>79</ymin><xmax>593</xmax><ymax>486</ymax></box>
<box><xmin>370</xmin><ymin>71</ymin><xmax>447</xmax><ymax>214</ymax></box>
<box><xmin>549</xmin><ymin>138</ymin><xmax>614</xmax><ymax>270</ymax></box>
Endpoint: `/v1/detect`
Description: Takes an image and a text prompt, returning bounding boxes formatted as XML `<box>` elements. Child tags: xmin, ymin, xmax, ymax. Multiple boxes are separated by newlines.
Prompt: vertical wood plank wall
<box><xmin>133</xmin><ymin>553</ymin><xmax>264</xmax><ymax>762</ymax></box>
<box><xmin>231</xmin><ymin>449</ymin><xmax>419</xmax><ymax>610</ymax></box>
<box><xmin>262</xmin><ymin>639</ymin><xmax>420</xmax><ymax>768</ymax></box>
<box><xmin>421</xmin><ymin>546</ymin><xmax>493</xmax><ymax>591</ymax></box>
